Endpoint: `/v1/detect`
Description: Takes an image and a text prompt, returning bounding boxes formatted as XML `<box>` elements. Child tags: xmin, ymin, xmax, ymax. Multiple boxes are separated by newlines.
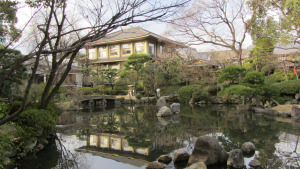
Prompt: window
<box><xmin>98</xmin><ymin>46</ymin><xmax>107</xmax><ymax>58</ymax></box>
<box><xmin>159</xmin><ymin>45</ymin><xmax>163</xmax><ymax>54</ymax></box>
<box><xmin>135</xmin><ymin>42</ymin><xmax>144</xmax><ymax>53</ymax></box>
<box><xmin>122</xmin><ymin>44</ymin><xmax>131</xmax><ymax>55</ymax></box>
<box><xmin>88</xmin><ymin>48</ymin><xmax>96</xmax><ymax>59</ymax></box>
<box><xmin>110</xmin><ymin>45</ymin><xmax>119</xmax><ymax>57</ymax></box>
<box><xmin>149</xmin><ymin>43</ymin><xmax>155</xmax><ymax>55</ymax></box>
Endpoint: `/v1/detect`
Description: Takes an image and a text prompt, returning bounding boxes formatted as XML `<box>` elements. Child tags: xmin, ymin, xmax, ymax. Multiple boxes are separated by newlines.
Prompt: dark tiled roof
<box><xmin>88</xmin><ymin>27</ymin><xmax>180</xmax><ymax>45</ymax></box>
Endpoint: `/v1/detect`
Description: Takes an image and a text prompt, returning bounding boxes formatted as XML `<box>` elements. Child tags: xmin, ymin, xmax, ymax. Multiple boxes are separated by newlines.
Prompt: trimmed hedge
<box><xmin>178</xmin><ymin>85</ymin><xmax>202</xmax><ymax>103</ymax></box>
<box><xmin>272</xmin><ymin>79</ymin><xmax>300</xmax><ymax>96</ymax></box>
<box><xmin>78</xmin><ymin>87</ymin><xmax>94</xmax><ymax>95</ymax></box>
<box><xmin>223</xmin><ymin>85</ymin><xmax>255</xmax><ymax>96</ymax></box>
<box><xmin>192</xmin><ymin>90</ymin><xmax>212</xmax><ymax>103</ymax></box>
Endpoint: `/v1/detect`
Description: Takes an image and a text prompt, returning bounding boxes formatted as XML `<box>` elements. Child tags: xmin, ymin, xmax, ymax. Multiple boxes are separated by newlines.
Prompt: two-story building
<box><xmin>85</xmin><ymin>27</ymin><xmax>187</xmax><ymax>70</ymax></box>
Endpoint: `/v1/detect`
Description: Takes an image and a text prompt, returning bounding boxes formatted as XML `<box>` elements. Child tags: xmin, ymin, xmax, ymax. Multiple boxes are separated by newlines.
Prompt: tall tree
<box><xmin>168</xmin><ymin>0</ymin><xmax>262</xmax><ymax>66</ymax></box>
<box><xmin>101</xmin><ymin>68</ymin><xmax>118</xmax><ymax>89</ymax></box>
<box><xmin>268</xmin><ymin>0</ymin><xmax>300</xmax><ymax>46</ymax></box>
<box><xmin>0</xmin><ymin>0</ymin><xmax>20</xmax><ymax>45</ymax></box>
<box><xmin>124</xmin><ymin>53</ymin><xmax>151</xmax><ymax>90</ymax></box>
<box><xmin>0</xmin><ymin>0</ymin><xmax>188</xmax><ymax>125</ymax></box>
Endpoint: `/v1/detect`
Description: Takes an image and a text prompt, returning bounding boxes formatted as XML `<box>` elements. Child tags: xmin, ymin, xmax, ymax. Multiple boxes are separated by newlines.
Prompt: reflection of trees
<box><xmin>73</xmin><ymin>104</ymin><xmax>300</xmax><ymax>168</ymax></box>
<box><xmin>17</xmin><ymin>136</ymin><xmax>88</xmax><ymax>169</ymax></box>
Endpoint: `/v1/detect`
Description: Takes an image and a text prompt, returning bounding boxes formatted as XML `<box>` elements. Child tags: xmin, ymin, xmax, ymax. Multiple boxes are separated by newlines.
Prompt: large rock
<box><xmin>253</xmin><ymin>107</ymin><xmax>278</xmax><ymax>116</ymax></box>
<box><xmin>295</xmin><ymin>93</ymin><xmax>300</xmax><ymax>100</ymax></box>
<box><xmin>249</xmin><ymin>159</ymin><xmax>261</xmax><ymax>168</ymax></box>
<box><xmin>156</xmin><ymin>97</ymin><xmax>167</xmax><ymax>110</ymax></box>
<box><xmin>241</xmin><ymin>142</ymin><xmax>256</xmax><ymax>156</ymax></box>
<box><xmin>174</xmin><ymin>150</ymin><xmax>190</xmax><ymax>163</ymax></box>
<box><xmin>157</xmin><ymin>106</ymin><xmax>173</xmax><ymax>117</ymax></box>
<box><xmin>291</xmin><ymin>105</ymin><xmax>300</xmax><ymax>118</ymax></box>
<box><xmin>188</xmin><ymin>136</ymin><xmax>228</xmax><ymax>166</ymax></box>
<box><xmin>157</xmin><ymin>155</ymin><xmax>172</xmax><ymax>164</ymax></box>
<box><xmin>227</xmin><ymin>149</ymin><xmax>244</xmax><ymax>169</ymax></box>
<box><xmin>146</xmin><ymin>161</ymin><xmax>166</xmax><ymax>169</ymax></box>
<box><xmin>170</xmin><ymin>103</ymin><xmax>180</xmax><ymax>113</ymax></box>
<box><xmin>186</xmin><ymin>162</ymin><xmax>207</xmax><ymax>169</ymax></box>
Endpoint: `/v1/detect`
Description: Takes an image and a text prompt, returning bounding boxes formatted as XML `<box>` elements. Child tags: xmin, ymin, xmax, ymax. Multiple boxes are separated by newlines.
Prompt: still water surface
<box><xmin>17</xmin><ymin>105</ymin><xmax>300</xmax><ymax>169</ymax></box>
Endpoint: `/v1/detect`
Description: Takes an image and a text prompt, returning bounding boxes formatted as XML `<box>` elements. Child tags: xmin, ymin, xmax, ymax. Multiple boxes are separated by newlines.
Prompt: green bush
<box><xmin>178</xmin><ymin>85</ymin><xmax>202</xmax><ymax>103</ymax></box>
<box><xmin>15</xmin><ymin>109</ymin><xmax>56</xmax><ymax>138</ymax></box>
<box><xmin>205</xmin><ymin>85</ymin><xmax>220</xmax><ymax>96</ymax></box>
<box><xmin>242</xmin><ymin>71</ymin><xmax>265</xmax><ymax>88</ymax></box>
<box><xmin>223</xmin><ymin>85</ymin><xmax>255</xmax><ymax>97</ymax></box>
<box><xmin>78</xmin><ymin>87</ymin><xmax>94</xmax><ymax>95</ymax></box>
<box><xmin>272</xmin><ymin>79</ymin><xmax>300</xmax><ymax>96</ymax></box>
<box><xmin>192</xmin><ymin>90</ymin><xmax>212</xmax><ymax>103</ymax></box>
<box><xmin>162</xmin><ymin>85</ymin><xmax>181</xmax><ymax>95</ymax></box>
<box><xmin>265</xmin><ymin>72</ymin><xmax>288</xmax><ymax>84</ymax></box>
<box><xmin>217</xmin><ymin>65</ymin><xmax>246</xmax><ymax>84</ymax></box>
<box><xmin>136</xmin><ymin>93</ymin><xmax>142</xmax><ymax>100</ymax></box>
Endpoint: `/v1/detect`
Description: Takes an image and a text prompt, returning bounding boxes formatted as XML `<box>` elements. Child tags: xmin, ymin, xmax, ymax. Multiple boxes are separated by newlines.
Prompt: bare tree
<box><xmin>0</xmin><ymin>0</ymin><xmax>188</xmax><ymax>125</ymax></box>
<box><xmin>168</xmin><ymin>0</ymin><xmax>260</xmax><ymax>66</ymax></box>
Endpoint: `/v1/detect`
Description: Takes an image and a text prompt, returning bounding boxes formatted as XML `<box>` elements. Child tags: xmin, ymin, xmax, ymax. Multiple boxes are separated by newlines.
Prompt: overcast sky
<box><xmin>14</xmin><ymin>0</ymin><xmax>253</xmax><ymax>54</ymax></box>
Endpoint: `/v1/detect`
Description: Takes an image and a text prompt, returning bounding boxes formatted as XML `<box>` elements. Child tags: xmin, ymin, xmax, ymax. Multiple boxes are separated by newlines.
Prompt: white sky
<box><xmin>14</xmin><ymin>0</ymin><xmax>253</xmax><ymax>54</ymax></box>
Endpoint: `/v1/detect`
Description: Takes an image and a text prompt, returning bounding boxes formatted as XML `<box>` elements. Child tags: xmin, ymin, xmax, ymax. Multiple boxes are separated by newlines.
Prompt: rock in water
<box><xmin>188</xmin><ymin>136</ymin><xmax>228</xmax><ymax>166</ymax></box>
<box><xmin>174</xmin><ymin>150</ymin><xmax>190</xmax><ymax>163</ymax></box>
<box><xmin>249</xmin><ymin>159</ymin><xmax>261</xmax><ymax>168</ymax></box>
<box><xmin>227</xmin><ymin>149</ymin><xmax>244</xmax><ymax>169</ymax></box>
<box><xmin>170</xmin><ymin>103</ymin><xmax>180</xmax><ymax>113</ymax></box>
<box><xmin>157</xmin><ymin>155</ymin><xmax>172</xmax><ymax>164</ymax></box>
<box><xmin>146</xmin><ymin>161</ymin><xmax>166</xmax><ymax>169</ymax></box>
<box><xmin>157</xmin><ymin>106</ymin><xmax>172</xmax><ymax>117</ymax></box>
<box><xmin>241</xmin><ymin>142</ymin><xmax>256</xmax><ymax>156</ymax></box>
<box><xmin>186</xmin><ymin>162</ymin><xmax>207</xmax><ymax>169</ymax></box>
<box><xmin>156</xmin><ymin>97</ymin><xmax>167</xmax><ymax>110</ymax></box>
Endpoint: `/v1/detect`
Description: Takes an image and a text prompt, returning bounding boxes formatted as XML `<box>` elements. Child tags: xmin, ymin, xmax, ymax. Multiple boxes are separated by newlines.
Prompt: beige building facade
<box><xmin>85</xmin><ymin>27</ymin><xmax>183</xmax><ymax>70</ymax></box>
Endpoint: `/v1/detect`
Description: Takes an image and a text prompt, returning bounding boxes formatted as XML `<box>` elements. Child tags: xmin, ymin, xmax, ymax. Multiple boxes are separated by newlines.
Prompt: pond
<box><xmin>16</xmin><ymin>104</ymin><xmax>300</xmax><ymax>169</ymax></box>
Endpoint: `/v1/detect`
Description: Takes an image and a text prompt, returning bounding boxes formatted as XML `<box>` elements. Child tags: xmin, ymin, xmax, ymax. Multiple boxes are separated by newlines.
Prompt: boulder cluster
<box><xmin>146</xmin><ymin>136</ymin><xmax>259</xmax><ymax>169</ymax></box>
<box><xmin>156</xmin><ymin>97</ymin><xmax>180</xmax><ymax>117</ymax></box>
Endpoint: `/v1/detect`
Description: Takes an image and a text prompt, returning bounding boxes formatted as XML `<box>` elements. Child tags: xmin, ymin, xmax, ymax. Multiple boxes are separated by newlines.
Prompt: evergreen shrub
<box><xmin>178</xmin><ymin>85</ymin><xmax>202</xmax><ymax>103</ymax></box>
<box><xmin>272</xmin><ymin>79</ymin><xmax>300</xmax><ymax>96</ymax></box>
<box><xmin>78</xmin><ymin>87</ymin><xmax>93</xmax><ymax>95</ymax></box>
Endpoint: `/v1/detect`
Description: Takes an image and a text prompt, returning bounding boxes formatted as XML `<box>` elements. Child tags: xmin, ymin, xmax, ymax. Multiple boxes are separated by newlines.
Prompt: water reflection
<box><xmin>18</xmin><ymin>105</ymin><xmax>300</xmax><ymax>169</ymax></box>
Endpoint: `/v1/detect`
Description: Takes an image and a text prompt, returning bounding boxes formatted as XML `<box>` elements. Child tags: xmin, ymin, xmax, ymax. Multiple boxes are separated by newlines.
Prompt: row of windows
<box><xmin>89</xmin><ymin>42</ymin><xmax>162</xmax><ymax>59</ymax></box>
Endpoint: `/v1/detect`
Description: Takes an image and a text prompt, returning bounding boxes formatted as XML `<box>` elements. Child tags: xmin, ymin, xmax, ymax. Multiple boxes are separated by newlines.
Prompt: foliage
<box><xmin>192</xmin><ymin>90</ymin><xmax>212</xmax><ymax>103</ymax></box>
<box><xmin>0</xmin><ymin>102</ymin><xmax>9</xmax><ymax>119</ymax></box>
<box><xmin>124</xmin><ymin>53</ymin><xmax>151</xmax><ymax>88</ymax></box>
<box><xmin>178</xmin><ymin>85</ymin><xmax>202</xmax><ymax>103</ymax></box>
<box><xmin>242</xmin><ymin>71</ymin><xmax>265</xmax><ymax>88</ymax></box>
<box><xmin>265</xmin><ymin>71</ymin><xmax>296</xmax><ymax>84</ymax></box>
<box><xmin>161</xmin><ymin>85</ymin><xmax>181</xmax><ymax>95</ymax></box>
<box><xmin>0</xmin><ymin>48</ymin><xmax>27</xmax><ymax>98</ymax></box>
<box><xmin>78</xmin><ymin>87</ymin><xmax>94</xmax><ymax>95</ymax></box>
<box><xmin>223</xmin><ymin>85</ymin><xmax>255</xmax><ymax>97</ymax></box>
<box><xmin>0</xmin><ymin>0</ymin><xmax>20</xmax><ymax>44</ymax></box>
<box><xmin>140</xmin><ymin>62</ymin><xmax>167</xmax><ymax>96</ymax></box>
<box><xmin>114</xmin><ymin>80</ymin><xmax>129</xmax><ymax>94</ymax></box>
<box><xmin>272</xmin><ymin>79</ymin><xmax>300</xmax><ymax>96</ymax></box>
<box><xmin>100</xmin><ymin>68</ymin><xmax>118</xmax><ymax>89</ymax></box>
<box><xmin>14</xmin><ymin>109</ymin><xmax>56</xmax><ymax>138</ymax></box>
<box><xmin>26</xmin><ymin>83</ymin><xmax>46</xmax><ymax>103</ymax></box>
<box><xmin>0</xmin><ymin>133</ymin><xmax>13</xmax><ymax>168</ymax></box>
<box><xmin>205</xmin><ymin>85</ymin><xmax>221</xmax><ymax>96</ymax></box>
<box><xmin>136</xmin><ymin>93</ymin><xmax>142</xmax><ymax>100</ymax></box>
<box><xmin>124</xmin><ymin>53</ymin><xmax>151</xmax><ymax>72</ymax></box>
<box><xmin>217</xmin><ymin>65</ymin><xmax>246</xmax><ymax>84</ymax></box>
